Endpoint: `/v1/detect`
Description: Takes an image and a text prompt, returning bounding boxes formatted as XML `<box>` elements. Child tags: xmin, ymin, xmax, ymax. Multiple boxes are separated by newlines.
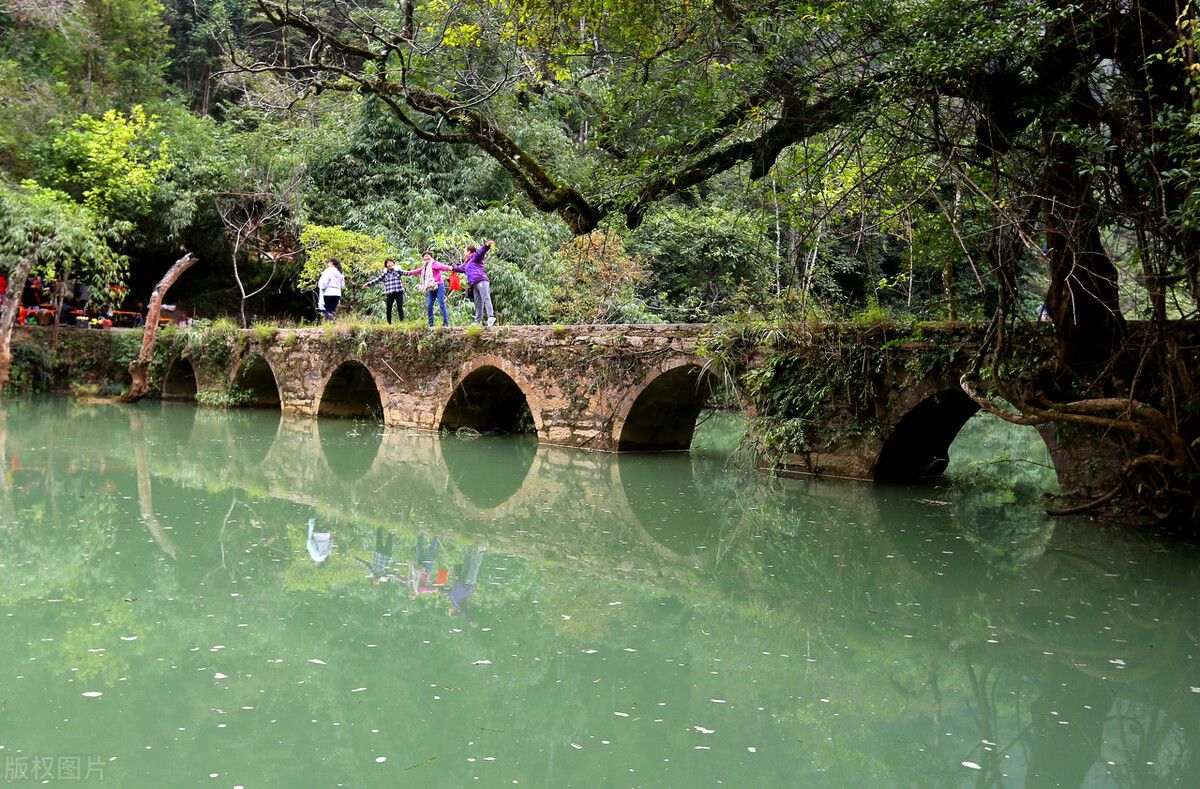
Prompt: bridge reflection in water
<box><xmin>3</xmin><ymin>398</ymin><xmax>1198</xmax><ymax>786</ymax></box>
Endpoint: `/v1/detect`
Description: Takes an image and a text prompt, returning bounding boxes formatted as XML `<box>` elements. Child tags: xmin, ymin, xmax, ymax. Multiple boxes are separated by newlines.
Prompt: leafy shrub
<box><xmin>195</xmin><ymin>385</ymin><xmax>252</xmax><ymax>408</ymax></box>
<box><xmin>627</xmin><ymin>204</ymin><xmax>775</xmax><ymax>320</ymax></box>
<box><xmin>546</xmin><ymin>231</ymin><xmax>659</xmax><ymax>324</ymax></box>
<box><xmin>8</xmin><ymin>341</ymin><xmax>54</xmax><ymax>392</ymax></box>
<box><xmin>252</xmin><ymin>323</ymin><xmax>279</xmax><ymax>344</ymax></box>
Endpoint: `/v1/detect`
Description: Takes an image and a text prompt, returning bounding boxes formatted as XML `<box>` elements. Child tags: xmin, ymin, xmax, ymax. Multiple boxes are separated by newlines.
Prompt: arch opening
<box><xmin>874</xmin><ymin>389</ymin><xmax>980</xmax><ymax>482</ymax></box>
<box><xmin>162</xmin><ymin>359</ymin><xmax>197</xmax><ymax>401</ymax></box>
<box><xmin>234</xmin><ymin>356</ymin><xmax>281</xmax><ymax>409</ymax></box>
<box><xmin>617</xmin><ymin>364</ymin><xmax>719</xmax><ymax>452</ymax></box>
<box><xmin>440</xmin><ymin>366</ymin><xmax>534</xmax><ymax>435</ymax></box>
<box><xmin>318</xmin><ymin>362</ymin><xmax>383</xmax><ymax>420</ymax></box>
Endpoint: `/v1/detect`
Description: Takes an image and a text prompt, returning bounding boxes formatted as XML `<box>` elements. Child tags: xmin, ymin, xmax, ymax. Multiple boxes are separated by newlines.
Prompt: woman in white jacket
<box><xmin>316</xmin><ymin>258</ymin><xmax>345</xmax><ymax>319</ymax></box>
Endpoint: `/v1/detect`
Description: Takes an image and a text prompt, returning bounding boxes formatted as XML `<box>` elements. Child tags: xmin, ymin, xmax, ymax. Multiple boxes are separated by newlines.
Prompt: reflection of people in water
<box><xmin>416</xmin><ymin>532</ymin><xmax>441</xmax><ymax>574</ymax></box>
<box><xmin>306</xmin><ymin>518</ymin><xmax>332</xmax><ymax>564</ymax></box>
<box><xmin>442</xmin><ymin>545</ymin><xmax>486</xmax><ymax>622</ymax></box>
<box><xmin>406</xmin><ymin>533</ymin><xmax>443</xmax><ymax>598</ymax></box>
<box><xmin>356</xmin><ymin>527</ymin><xmax>396</xmax><ymax>583</ymax></box>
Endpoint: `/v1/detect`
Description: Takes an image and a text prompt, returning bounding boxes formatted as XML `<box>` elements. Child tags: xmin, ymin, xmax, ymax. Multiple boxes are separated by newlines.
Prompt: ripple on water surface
<box><xmin>0</xmin><ymin>399</ymin><xmax>1197</xmax><ymax>786</ymax></box>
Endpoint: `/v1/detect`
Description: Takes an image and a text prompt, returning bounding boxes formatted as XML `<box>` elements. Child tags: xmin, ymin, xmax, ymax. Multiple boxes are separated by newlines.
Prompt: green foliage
<box><xmin>299</xmin><ymin>224</ymin><xmax>396</xmax><ymax>316</ymax></box>
<box><xmin>179</xmin><ymin>317</ymin><xmax>239</xmax><ymax>371</ymax></box>
<box><xmin>196</xmin><ymin>384</ymin><xmax>252</xmax><ymax>408</ymax></box>
<box><xmin>547</xmin><ymin>231</ymin><xmax>658</xmax><ymax>324</ymax></box>
<box><xmin>627</xmin><ymin>205</ymin><xmax>775</xmax><ymax>320</ymax></box>
<box><xmin>0</xmin><ymin>182</ymin><xmax>129</xmax><ymax>300</ymax></box>
<box><xmin>252</xmin><ymin>323</ymin><xmax>279</xmax><ymax>344</ymax></box>
<box><xmin>40</xmin><ymin>105</ymin><xmax>173</xmax><ymax>219</ymax></box>
<box><xmin>6</xmin><ymin>341</ymin><xmax>54</xmax><ymax>393</ymax></box>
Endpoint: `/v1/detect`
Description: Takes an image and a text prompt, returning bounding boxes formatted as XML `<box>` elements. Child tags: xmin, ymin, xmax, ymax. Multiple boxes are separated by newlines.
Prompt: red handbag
<box><xmin>448</xmin><ymin>271</ymin><xmax>463</xmax><ymax>291</ymax></box>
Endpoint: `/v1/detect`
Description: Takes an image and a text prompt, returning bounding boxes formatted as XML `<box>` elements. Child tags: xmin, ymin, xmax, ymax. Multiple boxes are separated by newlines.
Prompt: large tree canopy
<box><xmin>226</xmin><ymin>0</ymin><xmax>1199</xmax><ymax>518</ymax></box>
<box><xmin>234</xmin><ymin>0</ymin><xmax>1195</xmax><ymax>349</ymax></box>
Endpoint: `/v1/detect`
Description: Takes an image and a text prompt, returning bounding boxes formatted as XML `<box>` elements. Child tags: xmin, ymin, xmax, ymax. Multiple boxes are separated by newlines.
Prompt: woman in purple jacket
<box><xmin>404</xmin><ymin>250</ymin><xmax>454</xmax><ymax>327</ymax></box>
<box><xmin>453</xmin><ymin>240</ymin><xmax>496</xmax><ymax>326</ymax></box>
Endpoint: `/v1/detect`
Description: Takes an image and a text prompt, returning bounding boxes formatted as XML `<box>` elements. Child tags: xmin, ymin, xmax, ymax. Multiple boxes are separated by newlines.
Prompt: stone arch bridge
<box><xmin>144</xmin><ymin>321</ymin><xmax>1084</xmax><ymax>488</ymax></box>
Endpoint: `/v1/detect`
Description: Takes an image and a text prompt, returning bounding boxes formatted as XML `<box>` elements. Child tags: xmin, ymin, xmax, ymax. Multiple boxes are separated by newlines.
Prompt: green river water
<box><xmin>1</xmin><ymin>397</ymin><xmax>1198</xmax><ymax>787</ymax></box>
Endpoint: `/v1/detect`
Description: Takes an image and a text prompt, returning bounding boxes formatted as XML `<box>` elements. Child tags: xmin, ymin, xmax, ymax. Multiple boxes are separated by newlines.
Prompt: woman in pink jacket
<box><xmin>404</xmin><ymin>250</ymin><xmax>454</xmax><ymax>327</ymax></box>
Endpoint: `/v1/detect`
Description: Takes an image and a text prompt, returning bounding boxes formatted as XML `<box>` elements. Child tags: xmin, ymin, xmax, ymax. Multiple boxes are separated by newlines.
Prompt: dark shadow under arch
<box><xmin>162</xmin><ymin>359</ymin><xmax>197</xmax><ymax>401</ymax></box>
<box><xmin>440</xmin><ymin>434</ymin><xmax>536</xmax><ymax>509</ymax></box>
<box><xmin>618</xmin><ymin>364</ymin><xmax>717</xmax><ymax>452</ymax></box>
<box><xmin>234</xmin><ymin>356</ymin><xmax>281</xmax><ymax>408</ymax></box>
<box><xmin>318</xmin><ymin>361</ymin><xmax>383</xmax><ymax>420</ymax></box>
<box><xmin>874</xmin><ymin>389</ymin><xmax>981</xmax><ymax>482</ymax></box>
<box><xmin>440</xmin><ymin>366</ymin><xmax>533</xmax><ymax>434</ymax></box>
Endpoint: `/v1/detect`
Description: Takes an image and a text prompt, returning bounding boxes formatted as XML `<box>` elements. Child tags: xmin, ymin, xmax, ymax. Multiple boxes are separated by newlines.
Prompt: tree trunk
<box><xmin>131</xmin><ymin>409</ymin><xmax>177</xmax><ymax>558</ymax></box>
<box><xmin>50</xmin><ymin>265</ymin><xmax>69</xmax><ymax>351</ymax></box>
<box><xmin>1043</xmin><ymin>147</ymin><xmax>1126</xmax><ymax>374</ymax></box>
<box><xmin>0</xmin><ymin>254</ymin><xmax>38</xmax><ymax>389</ymax></box>
<box><xmin>124</xmin><ymin>252</ymin><xmax>197</xmax><ymax>402</ymax></box>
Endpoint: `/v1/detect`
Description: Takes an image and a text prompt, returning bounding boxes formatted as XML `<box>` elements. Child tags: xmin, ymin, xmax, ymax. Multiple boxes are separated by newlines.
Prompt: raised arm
<box><xmin>467</xmin><ymin>241</ymin><xmax>493</xmax><ymax>266</ymax></box>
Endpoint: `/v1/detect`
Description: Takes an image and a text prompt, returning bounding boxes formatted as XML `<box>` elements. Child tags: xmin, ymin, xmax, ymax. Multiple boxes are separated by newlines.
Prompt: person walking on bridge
<box><xmin>453</xmin><ymin>240</ymin><xmax>496</xmax><ymax>326</ymax></box>
<box><xmin>404</xmin><ymin>250</ymin><xmax>454</xmax><ymax>328</ymax></box>
<box><xmin>362</xmin><ymin>258</ymin><xmax>406</xmax><ymax>324</ymax></box>
<box><xmin>316</xmin><ymin>259</ymin><xmax>345</xmax><ymax>320</ymax></box>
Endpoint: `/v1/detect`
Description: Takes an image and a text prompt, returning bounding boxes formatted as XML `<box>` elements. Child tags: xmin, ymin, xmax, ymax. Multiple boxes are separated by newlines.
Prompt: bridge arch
<box><xmin>233</xmin><ymin>354</ymin><xmax>282</xmax><ymax>408</ymax></box>
<box><xmin>612</xmin><ymin>358</ymin><xmax>726</xmax><ymax>452</ymax></box>
<box><xmin>162</xmin><ymin>357</ymin><xmax>198</xmax><ymax>401</ymax></box>
<box><xmin>873</xmin><ymin>386</ymin><xmax>1057</xmax><ymax>483</ymax></box>
<box><xmin>317</xmin><ymin>359</ymin><xmax>385</xmax><ymax>420</ymax></box>
<box><xmin>438</xmin><ymin>355</ymin><xmax>544</xmax><ymax>436</ymax></box>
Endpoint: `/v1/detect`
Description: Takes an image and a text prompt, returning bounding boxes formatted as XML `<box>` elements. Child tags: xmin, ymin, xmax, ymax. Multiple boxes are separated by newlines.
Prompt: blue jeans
<box><xmin>425</xmin><ymin>283</ymin><xmax>447</xmax><ymax>326</ymax></box>
<box><xmin>416</xmin><ymin>533</ymin><xmax>440</xmax><ymax>574</ymax></box>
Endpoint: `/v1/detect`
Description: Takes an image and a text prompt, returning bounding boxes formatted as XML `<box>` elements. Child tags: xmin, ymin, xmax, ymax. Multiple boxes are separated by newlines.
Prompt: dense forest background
<box><xmin>4</xmin><ymin>0</ymin><xmax>1192</xmax><ymax>329</ymax></box>
<box><xmin>2</xmin><ymin>0</ymin><xmax>1198</xmax><ymax>519</ymax></box>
